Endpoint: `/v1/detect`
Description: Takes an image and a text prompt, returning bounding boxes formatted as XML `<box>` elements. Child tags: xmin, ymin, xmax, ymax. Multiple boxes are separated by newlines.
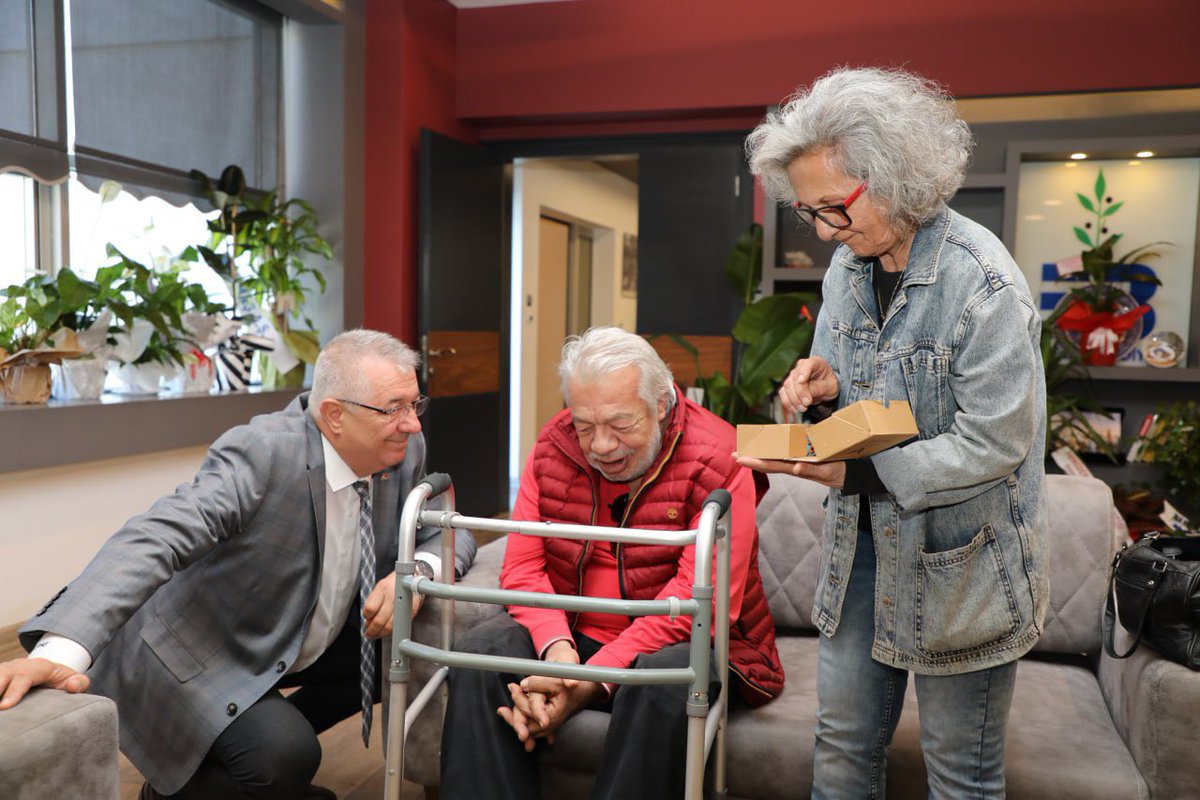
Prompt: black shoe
<box><xmin>303</xmin><ymin>786</ymin><xmax>338</xmax><ymax>800</ymax></box>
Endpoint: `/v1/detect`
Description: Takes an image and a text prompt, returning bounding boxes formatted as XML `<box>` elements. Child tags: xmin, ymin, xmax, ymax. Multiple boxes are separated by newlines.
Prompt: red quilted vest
<box><xmin>530</xmin><ymin>387</ymin><xmax>784</xmax><ymax>706</ymax></box>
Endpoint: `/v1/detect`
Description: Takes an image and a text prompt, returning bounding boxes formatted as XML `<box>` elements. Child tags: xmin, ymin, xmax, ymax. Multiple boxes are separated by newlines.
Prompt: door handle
<box><xmin>428</xmin><ymin>347</ymin><xmax>458</xmax><ymax>358</ymax></box>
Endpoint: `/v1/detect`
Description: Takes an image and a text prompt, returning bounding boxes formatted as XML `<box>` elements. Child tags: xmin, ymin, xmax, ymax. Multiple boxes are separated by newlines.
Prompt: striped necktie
<box><xmin>352</xmin><ymin>479</ymin><xmax>376</xmax><ymax>747</ymax></box>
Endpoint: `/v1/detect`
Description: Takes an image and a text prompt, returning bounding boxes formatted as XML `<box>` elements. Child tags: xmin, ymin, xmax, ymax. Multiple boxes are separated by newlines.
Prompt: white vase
<box><xmin>53</xmin><ymin>357</ymin><xmax>108</xmax><ymax>400</ymax></box>
<box><xmin>111</xmin><ymin>362</ymin><xmax>167</xmax><ymax>395</ymax></box>
<box><xmin>165</xmin><ymin>357</ymin><xmax>215</xmax><ymax>395</ymax></box>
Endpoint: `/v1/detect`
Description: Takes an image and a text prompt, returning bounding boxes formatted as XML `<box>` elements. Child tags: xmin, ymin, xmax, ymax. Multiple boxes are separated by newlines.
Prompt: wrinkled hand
<box><xmin>733</xmin><ymin>454</ymin><xmax>847</xmax><ymax>490</ymax></box>
<box><xmin>496</xmin><ymin>641</ymin><xmax>601</xmax><ymax>751</ymax></box>
<box><xmin>779</xmin><ymin>356</ymin><xmax>839</xmax><ymax>416</ymax></box>
<box><xmin>0</xmin><ymin>658</ymin><xmax>90</xmax><ymax>710</ymax></box>
<box><xmin>362</xmin><ymin>571</ymin><xmax>424</xmax><ymax>639</ymax></box>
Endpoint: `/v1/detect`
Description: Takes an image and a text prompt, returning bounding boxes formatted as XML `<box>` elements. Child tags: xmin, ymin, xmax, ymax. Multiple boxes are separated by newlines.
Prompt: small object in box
<box><xmin>782</xmin><ymin>250</ymin><xmax>814</xmax><ymax>268</ymax></box>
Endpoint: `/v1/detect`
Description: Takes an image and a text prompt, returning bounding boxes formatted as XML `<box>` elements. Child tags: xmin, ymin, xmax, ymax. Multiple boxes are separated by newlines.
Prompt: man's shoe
<box><xmin>303</xmin><ymin>785</ymin><xmax>338</xmax><ymax>800</ymax></box>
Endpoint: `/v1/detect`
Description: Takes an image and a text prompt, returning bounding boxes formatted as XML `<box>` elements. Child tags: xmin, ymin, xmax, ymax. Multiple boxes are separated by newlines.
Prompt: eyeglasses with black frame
<box><xmin>338</xmin><ymin>396</ymin><xmax>430</xmax><ymax>420</ymax></box>
<box><xmin>792</xmin><ymin>181</ymin><xmax>868</xmax><ymax>230</ymax></box>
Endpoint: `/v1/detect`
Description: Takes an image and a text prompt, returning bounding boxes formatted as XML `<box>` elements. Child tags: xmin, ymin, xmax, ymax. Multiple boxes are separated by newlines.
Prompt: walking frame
<box><xmin>383</xmin><ymin>473</ymin><xmax>734</xmax><ymax>800</ymax></box>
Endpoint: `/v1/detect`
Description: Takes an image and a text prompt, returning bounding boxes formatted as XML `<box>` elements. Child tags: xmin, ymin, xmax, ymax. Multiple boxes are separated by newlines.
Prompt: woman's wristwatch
<box><xmin>414</xmin><ymin>559</ymin><xmax>436</xmax><ymax>580</ymax></box>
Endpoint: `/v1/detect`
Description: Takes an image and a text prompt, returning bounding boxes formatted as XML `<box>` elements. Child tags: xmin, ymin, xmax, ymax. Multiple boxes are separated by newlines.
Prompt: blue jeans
<box><xmin>812</xmin><ymin>526</ymin><xmax>1017</xmax><ymax>799</ymax></box>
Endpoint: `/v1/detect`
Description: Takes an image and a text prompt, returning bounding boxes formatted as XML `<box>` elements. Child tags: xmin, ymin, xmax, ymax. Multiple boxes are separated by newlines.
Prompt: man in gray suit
<box><xmin>0</xmin><ymin>329</ymin><xmax>476</xmax><ymax>799</ymax></box>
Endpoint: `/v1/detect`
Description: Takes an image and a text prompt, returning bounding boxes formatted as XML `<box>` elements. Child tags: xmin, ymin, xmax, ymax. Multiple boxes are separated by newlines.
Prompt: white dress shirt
<box><xmin>32</xmin><ymin>433</ymin><xmax>439</xmax><ymax>676</ymax></box>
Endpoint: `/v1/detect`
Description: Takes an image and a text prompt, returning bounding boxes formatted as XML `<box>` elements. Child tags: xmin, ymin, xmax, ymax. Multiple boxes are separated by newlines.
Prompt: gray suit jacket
<box><xmin>19</xmin><ymin>394</ymin><xmax>476</xmax><ymax>793</ymax></box>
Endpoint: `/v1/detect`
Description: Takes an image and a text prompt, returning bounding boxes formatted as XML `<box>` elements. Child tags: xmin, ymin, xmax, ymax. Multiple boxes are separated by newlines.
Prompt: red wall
<box><xmin>364</xmin><ymin>0</ymin><xmax>1200</xmax><ymax>340</ymax></box>
<box><xmin>363</xmin><ymin>0</ymin><xmax>477</xmax><ymax>346</ymax></box>
<box><xmin>457</xmin><ymin>0</ymin><xmax>1200</xmax><ymax>125</ymax></box>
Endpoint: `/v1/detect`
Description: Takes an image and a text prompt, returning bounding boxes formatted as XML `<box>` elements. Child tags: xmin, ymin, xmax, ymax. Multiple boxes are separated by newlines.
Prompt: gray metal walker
<box><xmin>383</xmin><ymin>473</ymin><xmax>734</xmax><ymax>800</ymax></box>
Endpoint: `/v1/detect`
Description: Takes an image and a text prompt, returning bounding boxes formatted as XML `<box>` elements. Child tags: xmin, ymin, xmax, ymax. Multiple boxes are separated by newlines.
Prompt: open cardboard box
<box><xmin>737</xmin><ymin>399</ymin><xmax>917</xmax><ymax>462</ymax></box>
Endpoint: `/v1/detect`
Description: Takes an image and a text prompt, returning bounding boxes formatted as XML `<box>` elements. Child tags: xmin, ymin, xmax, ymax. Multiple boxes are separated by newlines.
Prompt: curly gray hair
<box><xmin>746</xmin><ymin>66</ymin><xmax>973</xmax><ymax>231</ymax></box>
<box><xmin>558</xmin><ymin>326</ymin><xmax>676</xmax><ymax>414</ymax></box>
<box><xmin>309</xmin><ymin>328</ymin><xmax>420</xmax><ymax>418</ymax></box>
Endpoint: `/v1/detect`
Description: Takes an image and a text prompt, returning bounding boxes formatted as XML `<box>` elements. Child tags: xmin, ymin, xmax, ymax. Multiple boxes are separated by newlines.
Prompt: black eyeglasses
<box><xmin>792</xmin><ymin>181</ymin><xmax>868</xmax><ymax>230</ymax></box>
<box><xmin>338</xmin><ymin>396</ymin><xmax>430</xmax><ymax>420</ymax></box>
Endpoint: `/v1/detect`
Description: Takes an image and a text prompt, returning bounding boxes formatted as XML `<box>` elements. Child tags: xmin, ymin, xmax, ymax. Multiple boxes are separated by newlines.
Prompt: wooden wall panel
<box><xmin>647</xmin><ymin>334</ymin><xmax>733</xmax><ymax>388</ymax></box>
<box><xmin>426</xmin><ymin>330</ymin><xmax>500</xmax><ymax>398</ymax></box>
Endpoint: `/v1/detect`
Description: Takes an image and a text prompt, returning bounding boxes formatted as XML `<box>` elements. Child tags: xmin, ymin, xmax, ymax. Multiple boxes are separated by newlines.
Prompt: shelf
<box><xmin>1082</xmin><ymin>366</ymin><xmax>1200</xmax><ymax>382</ymax></box>
<box><xmin>766</xmin><ymin>266</ymin><xmax>828</xmax><ymax>282</ymax></box>
<box><xmin>960</xmin><ymin>172</ymin><xmax>1008</xmax><ymax>190</ymax></box>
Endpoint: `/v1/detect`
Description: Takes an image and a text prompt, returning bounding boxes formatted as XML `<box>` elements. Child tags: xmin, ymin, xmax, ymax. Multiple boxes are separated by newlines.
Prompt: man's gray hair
<box><xmin>309</xmin><ymin>329</ymin><xmax>420</xmax><ymax>418</ymax></box>
<box><xmin>746</xmin><ymin>66</ymin><xmax>973</xmax><ymax>231</ymax></box>
<box><xmin>558</xmin><ymin>327</ymin><xmax>676</xmax><ymax>414</ymax></box>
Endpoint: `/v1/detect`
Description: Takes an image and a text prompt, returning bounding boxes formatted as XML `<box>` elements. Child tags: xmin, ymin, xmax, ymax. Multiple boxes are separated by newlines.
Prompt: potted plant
<box><xmin>1135</xmin><ymin>400</ymin><xmax>1200</xmax><ymax>525</ymax></box>
<box><xmin>1040</xmin><ymin>323</ymin><xmax>1118</xmax><ymax>460</ymax></box>
<box><xmin>1053</xmin><ymin>169</ymin><xmax>1165</xmax><ymax>366</ymax></box>
<box><xmin>191</xmin><ymin>165</ymin><xmax>330</xmax><ymax>388</ymax></box>
<box><xmin>668</xmin><ymin>223</ymin><xmax>817</xmax><ymax>424</ymax></box>
<box><xmin>105</xmin><ymin>245</ymin><xmax>226</xmax><ymax>394</ymax></box>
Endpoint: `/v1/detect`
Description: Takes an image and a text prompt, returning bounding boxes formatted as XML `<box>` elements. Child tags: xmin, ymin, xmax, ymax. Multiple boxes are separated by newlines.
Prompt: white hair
<box><xmin>558</xmin><ymin>326</ymin><xmax>676</xmax><ymax>414</ymax></box>
<box><xmin>746</xmin><ymin>66</ymin><xmax>973</xmax><ymax>231</ymax></box>
<box><xmin>309</xmin><ymin>329</ymin><xmax>420</xmax><ymax>418</ymax></box>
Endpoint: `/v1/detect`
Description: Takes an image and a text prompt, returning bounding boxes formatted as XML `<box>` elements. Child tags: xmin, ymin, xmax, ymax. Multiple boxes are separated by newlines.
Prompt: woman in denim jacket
<box><xmin>740</xmin><ymin>67</ymin><xmax>1047</xmax><ymax>799</ymax></box>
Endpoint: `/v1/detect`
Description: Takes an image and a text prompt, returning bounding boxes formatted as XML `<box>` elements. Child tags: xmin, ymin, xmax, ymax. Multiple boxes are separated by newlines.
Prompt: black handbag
<box><xmin>1104</xmin><ymin>531</ymin><xmax>1200</xmax><ymax>670</ymax></box>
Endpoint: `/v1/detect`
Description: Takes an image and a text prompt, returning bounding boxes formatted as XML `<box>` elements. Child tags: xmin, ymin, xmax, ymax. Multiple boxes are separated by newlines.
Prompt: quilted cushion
<box><xmin>755</xmin><ymin>474</ymin><xmax>826</xmax><ymax>631</ymax></box>
<box><xmin>1031</xmin><ymin>475</ymin><xmax>1123</xmax><ymax>656</ymax></box>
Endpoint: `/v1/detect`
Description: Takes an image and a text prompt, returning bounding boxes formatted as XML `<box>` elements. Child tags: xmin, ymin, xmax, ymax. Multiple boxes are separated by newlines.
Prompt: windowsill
<box><xmin>0</xmin><ymin>387</ymin><xmax>305</xmax><ymax>474</ymax></box>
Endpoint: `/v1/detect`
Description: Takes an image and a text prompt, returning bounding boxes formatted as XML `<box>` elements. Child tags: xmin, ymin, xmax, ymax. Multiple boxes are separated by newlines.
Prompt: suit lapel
<box><xmin>305</xmin><ymin>412</ymin><xmax>328</xmax><ymax>571</ymax></box>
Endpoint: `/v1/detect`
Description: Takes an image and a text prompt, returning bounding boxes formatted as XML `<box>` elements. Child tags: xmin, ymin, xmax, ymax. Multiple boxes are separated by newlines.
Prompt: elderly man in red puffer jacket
<box><xmin>441</xmin><ymin>326</ymin><xmax>784</xmax><ymax>800</ymax></box>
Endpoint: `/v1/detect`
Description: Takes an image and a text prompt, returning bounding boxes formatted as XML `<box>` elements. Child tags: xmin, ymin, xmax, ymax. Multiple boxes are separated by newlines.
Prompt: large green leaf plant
<box><xmin>674</xmin><ymin>224</ymin><xmax>817</xmax><ymax>424</ymax></box>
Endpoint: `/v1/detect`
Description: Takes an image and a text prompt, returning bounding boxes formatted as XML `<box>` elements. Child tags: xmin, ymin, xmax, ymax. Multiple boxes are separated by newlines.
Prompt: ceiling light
<box><xmin>1070</xmin><ymin>153</ymin><xmax>1088</xmax><ymax>160</ymax></box>
<box><xmin>1136</xmin><ymin>151</ymin><xmax>1155</xmax><ymax>158</ymax></box>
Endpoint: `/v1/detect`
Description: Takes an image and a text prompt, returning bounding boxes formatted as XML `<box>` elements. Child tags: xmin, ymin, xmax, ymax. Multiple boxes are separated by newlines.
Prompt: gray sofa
<box><xmin>0</xmin><ymin>688</ymin><xmax>120</xmax><ymax>799</ymax></box>
<box><xmin>402</xmin><ymin>474</ymin><xmax>1200</xmax><ymax>799</ymax></box>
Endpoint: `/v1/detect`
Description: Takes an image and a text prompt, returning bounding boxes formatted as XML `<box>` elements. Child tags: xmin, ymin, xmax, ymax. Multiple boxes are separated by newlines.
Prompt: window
<box><xmin>0</xmin><ymin>0</ymin><xmax>35</xmax><ymax>138</ymax></box>
<box><xmin>0</xmin><ymin>172</ymin><xmax>36</xmax><ymax>287</ymax></box>
<box><xmin>67</xmin><ymin>176</ymin><xmax>229</xmax><ymax>307</ymax></box>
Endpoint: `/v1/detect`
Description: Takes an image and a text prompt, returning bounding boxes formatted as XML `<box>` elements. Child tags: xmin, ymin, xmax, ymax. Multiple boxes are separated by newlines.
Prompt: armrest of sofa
<box><xmin>1098</xmin><ymin>643</ymin><xmax>1200</xmax><ymax>799</ymax></box>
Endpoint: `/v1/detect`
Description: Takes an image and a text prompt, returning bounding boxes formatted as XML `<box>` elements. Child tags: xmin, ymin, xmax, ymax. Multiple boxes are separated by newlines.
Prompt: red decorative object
<box><xmin>1055</xmin><ymin>300</ymin><xmax>1151</xmax><ymax>366</ymax></box>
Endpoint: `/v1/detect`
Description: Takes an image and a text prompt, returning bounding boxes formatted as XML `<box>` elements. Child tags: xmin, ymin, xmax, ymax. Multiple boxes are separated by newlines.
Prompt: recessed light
<box><xmin>1070</xmin><ymin>153</ymin><xmax>1088</xmax><ymax>160</ymax></box>
<box><xmin>1136</xmin><ymin>151</ymin><xmax>1154</xmax><ymax>158</ymax></box>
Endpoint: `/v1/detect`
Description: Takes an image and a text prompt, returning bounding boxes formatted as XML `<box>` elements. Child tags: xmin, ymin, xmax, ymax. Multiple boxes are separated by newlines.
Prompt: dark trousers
<box><xmin>441</xmin><ymin>613</ymin><xmax>721</xmax><ymax>800</ymax></box>
<box><xmin>167</xmin><ymin>605</ymin><xmax>381</xmax><ymax>800</ymax></box>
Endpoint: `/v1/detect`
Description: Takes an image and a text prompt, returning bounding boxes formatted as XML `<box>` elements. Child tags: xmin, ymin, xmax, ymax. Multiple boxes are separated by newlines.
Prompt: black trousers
<box><xmin>167</xmin><ymin>605</ymin><xmax>381</xmax><ymax>800</ymax></box>
<box><xmin>441</xmin><ymin>613</ymin><xmax>721</xmax><ymax>800</ymax></box>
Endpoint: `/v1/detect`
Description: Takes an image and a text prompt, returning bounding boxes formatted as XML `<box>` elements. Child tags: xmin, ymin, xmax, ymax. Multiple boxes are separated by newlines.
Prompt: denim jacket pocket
<box><xmin>915</xmin><ymin>524</ymin><xmax>1021</xmax><ymax>658</ymax></box>
<box><xmin>899</xmin><ymin>347</ymin><xmax>950</xmax><ymax>436</ymax></box>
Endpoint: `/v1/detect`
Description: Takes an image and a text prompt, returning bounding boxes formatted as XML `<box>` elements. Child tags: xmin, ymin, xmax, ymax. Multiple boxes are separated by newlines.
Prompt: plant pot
<box><xmin>53</xmin><ymin>357</ymin><xmax>108</xmax><ymax>400</ymax></box>
<box><xmin>165</xmin><ymin>353</ymin><xmax>216</xmax><ymax>395</ymax></box>
<box><xmin>257</xmin><ymin>351</ymin><xmax>306</xmax><ymax>389</ymax></box>
<box><xmin>0</xmin><ymin>364</ymin><xmax>52</xmax><ymax>404</ymax></box>
<box><xmin>111</xmin><ymin>362</ymin><xmax>168</xmax><ymax>395</ymax></box>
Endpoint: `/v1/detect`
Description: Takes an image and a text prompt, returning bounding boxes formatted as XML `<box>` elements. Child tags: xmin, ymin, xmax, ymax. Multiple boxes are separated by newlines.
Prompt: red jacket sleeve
<box><xmin>586</xmin><ymin>466</ymin><xmax>758</xmax><ymax>671</ymax></box>
<box><xmin>498</xmin><ymin>456</ymin><xmax>574</xmax><ymax>655</ymax></box>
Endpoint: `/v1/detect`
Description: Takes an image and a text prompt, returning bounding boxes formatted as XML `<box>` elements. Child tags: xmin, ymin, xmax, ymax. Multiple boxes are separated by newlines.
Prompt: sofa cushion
<box><xmin>755</xmin><ymin>474</ymin><xmax>826</xmax><ymax>631</ymax></box>
<box><xmin>1032</xmin><ymin>475</ymin><xmax>1124</xmax><ymax>656</ymax></box>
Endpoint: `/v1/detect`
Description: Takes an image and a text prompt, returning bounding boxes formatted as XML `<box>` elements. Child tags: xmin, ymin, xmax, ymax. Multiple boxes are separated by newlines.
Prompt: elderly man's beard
<box><xmin>586</xmin><ymin>420</ymin><xmax>663</xmax><ymax>484</ymax></box>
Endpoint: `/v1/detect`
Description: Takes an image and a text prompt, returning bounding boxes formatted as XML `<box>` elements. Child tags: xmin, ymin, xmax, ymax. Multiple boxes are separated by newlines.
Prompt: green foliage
<box><xmin>675</xmin><ymin>224</ymin><xmax>817</xmax><ymax>424</ymax></box>
<box><xmin>1140</xmin><ymin>401</ymin><xmax>1200</xmax><ymax>517</ymax></box>
<box><xmin>1064</xmin><ymin>169</ymin><xmax>1165</xmax><ymax>313</ymax></box>
<box><xmin>192</xmin><ymin>165</ymin><xmax>331</xmax><ymax>355</ymax></box>
<box><xmin>1039</xmin><ymin>316</ymin><xmax>1116</xmax><ymax>460</ymax></box>
<box><xmin>0</xmin><ymin>265</ymin><xmax>129</xmax><ymax>353</ymax></box>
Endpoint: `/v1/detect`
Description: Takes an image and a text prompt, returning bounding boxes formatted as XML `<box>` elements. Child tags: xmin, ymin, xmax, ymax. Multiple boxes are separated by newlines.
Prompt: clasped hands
<box><xmin>497</xmin><ymin>640</ymin><xmax>603</xmax><ymax>752</ymax></box>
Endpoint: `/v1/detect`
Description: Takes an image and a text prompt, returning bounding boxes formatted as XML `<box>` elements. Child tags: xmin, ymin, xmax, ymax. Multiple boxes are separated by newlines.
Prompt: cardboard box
<box><xmin>737</xmin><ymin>399</ymin><xmax>918</xmax><ymax>462</ymax></box>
